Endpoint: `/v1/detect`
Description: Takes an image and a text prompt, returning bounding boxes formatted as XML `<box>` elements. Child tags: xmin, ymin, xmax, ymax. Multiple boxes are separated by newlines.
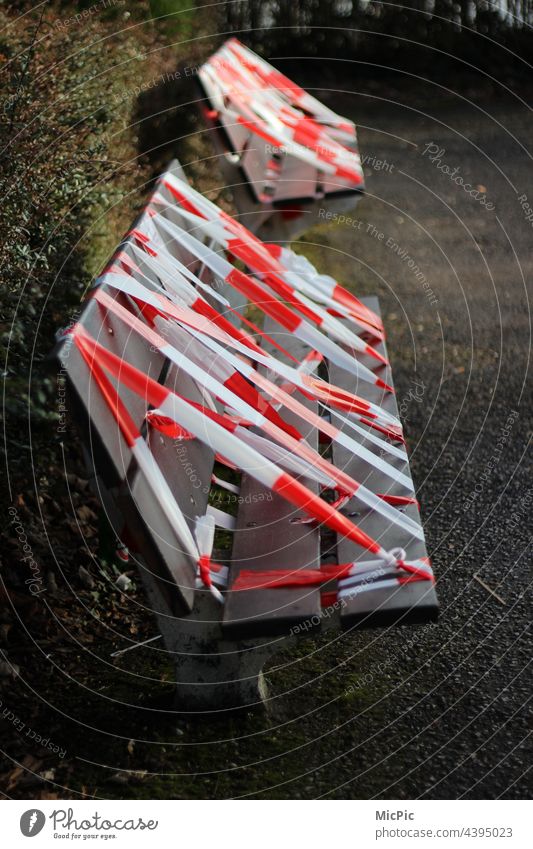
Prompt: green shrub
<box><xmin>149</xmin><ymin>0</ymin><xmax>195</xmax><ymax>36</ymax></box>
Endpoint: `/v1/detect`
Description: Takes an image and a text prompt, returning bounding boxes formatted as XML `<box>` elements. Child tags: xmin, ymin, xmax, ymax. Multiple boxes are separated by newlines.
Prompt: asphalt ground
<box><xmin>250</xmin><ymin>75</ymin><xmax>532</xmax><ymax>799</ymax></box>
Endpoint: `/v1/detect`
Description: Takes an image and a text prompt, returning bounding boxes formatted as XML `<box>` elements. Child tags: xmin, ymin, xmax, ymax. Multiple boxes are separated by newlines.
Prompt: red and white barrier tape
<box><xmin>159</xmin><ymin>171</ymin><xmax>382</xmax><ymax>334</ymax></box>
<box><xmin>133</xmin><ymin>211</ymin><xmax>392</xmax><ymax>393</ymax></box>
<box><xmin>92</xmin><ymin>283</ymin><xmax>421</xmax><ymax>540</ymax></box>
<box><xmin>66</xmin><ymin>159</ymin><xmax>431</xmax><ymax>604</ymax></box>
<box><xmin>72</xmin><ymin>325</ymin><xmax>418</xmax><ymax>566</ymax></box>
<box><xmin>100</xmin><ymin>270</ymin><xmax>400</xmax><ymax>435</ymax></box>
<box><xmin>199</xmin><ymin>39</ymin><xmax>364</xmax><ymax>190</ymax></box>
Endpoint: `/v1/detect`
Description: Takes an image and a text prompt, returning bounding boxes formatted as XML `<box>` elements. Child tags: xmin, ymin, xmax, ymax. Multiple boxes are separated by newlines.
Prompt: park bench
<box><xmin>197</xmin><ymin>38</ymin><xmax>365</xmax><ymax>242</ymax></box>
<box><xmin>55</xmin><ymin>157</ymin><xmax>437</xmax><ymax>710</ymax></box>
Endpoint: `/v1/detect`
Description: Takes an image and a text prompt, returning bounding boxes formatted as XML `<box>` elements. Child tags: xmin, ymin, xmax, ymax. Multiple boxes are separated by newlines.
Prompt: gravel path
<box><xmin>243</xmin><ymin>77</ymin><xmax>532</xmax><ymax>800</ymax></box>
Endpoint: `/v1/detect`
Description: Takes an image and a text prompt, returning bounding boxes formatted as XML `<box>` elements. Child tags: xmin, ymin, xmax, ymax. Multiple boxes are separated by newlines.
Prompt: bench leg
<box><xmin>139</xmin><ymin>573</ymin><xmax>278</xmax><ymax>711</ymax></box>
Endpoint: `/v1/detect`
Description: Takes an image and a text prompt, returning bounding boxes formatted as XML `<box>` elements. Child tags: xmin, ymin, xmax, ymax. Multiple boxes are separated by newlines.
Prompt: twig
<box><xmin>473</xmin><ymin>574</ymin><xmax>506</xmax><ymax>605</ymax></box>
<box><xmin>110</xmin><ymin>634</ymin><xmax>162</xmax><ymax>658</ymax></box>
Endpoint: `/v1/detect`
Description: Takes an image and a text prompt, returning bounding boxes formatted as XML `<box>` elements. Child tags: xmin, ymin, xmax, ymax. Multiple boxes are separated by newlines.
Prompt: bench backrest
<box><xmin>55</xmin><ymin>162</ymin><xmax>227</xmax><ymax>616</ymax></box>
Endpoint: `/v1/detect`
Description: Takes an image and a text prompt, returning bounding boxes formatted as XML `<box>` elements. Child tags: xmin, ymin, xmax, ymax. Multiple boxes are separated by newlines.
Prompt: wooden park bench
<box><xmin>197</xmin><ymin>38</ymin><xmax>366</xmax><ymax>243</ymax></box>
<box><xmin>53</xmin><ymin>157</ymin><xmax>438</xmax><ymax>712</ymax></box>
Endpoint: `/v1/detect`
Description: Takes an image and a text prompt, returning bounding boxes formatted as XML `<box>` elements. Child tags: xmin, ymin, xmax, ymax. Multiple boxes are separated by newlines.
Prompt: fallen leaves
<box><xmin>115</xmin><ymin>574</ymin><xmax>132</xmax><ymax>592</ymax></box>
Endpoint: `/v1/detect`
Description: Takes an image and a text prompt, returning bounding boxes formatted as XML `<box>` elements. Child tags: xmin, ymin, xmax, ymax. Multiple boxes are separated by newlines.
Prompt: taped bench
<box><xmin>53</xmin><ymin>160</ymin><xmax>437</xmax><ymax>710</ymax></box>
<box><xmin>197</xmin><ymin>38</ymin><xmax>365</xmax><ymax>242</ymax></box>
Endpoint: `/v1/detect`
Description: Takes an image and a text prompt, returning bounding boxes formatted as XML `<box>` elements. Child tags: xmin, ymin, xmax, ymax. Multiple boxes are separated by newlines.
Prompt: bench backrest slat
<box><xmin>54</xmin><ymin>161</ymin><xmax>229</xmax><ymax>615</ymax></box>
<box><xmin>223</xmin><ymin>318</ymin><xmax>322</xmax><ymax>636</ymax></box>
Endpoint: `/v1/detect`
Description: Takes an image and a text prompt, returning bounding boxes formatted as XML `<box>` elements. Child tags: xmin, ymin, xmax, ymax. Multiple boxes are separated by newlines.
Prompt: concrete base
<box><xmin>139</xmin><ymin>567</ymin><xmax>283</xmax><ymax>712</ymax></box>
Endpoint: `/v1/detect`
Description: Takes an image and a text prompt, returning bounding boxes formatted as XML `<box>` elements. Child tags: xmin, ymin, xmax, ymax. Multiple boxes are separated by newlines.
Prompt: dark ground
<box><xmin>286</xmin><ymin>74</ymin><xmax>532</xmax><ymax>799</ymax></box>
<box><xmin>1</xmin><ymin>72</ymin><xmax>531</xmax><ymax>800</ymax></box>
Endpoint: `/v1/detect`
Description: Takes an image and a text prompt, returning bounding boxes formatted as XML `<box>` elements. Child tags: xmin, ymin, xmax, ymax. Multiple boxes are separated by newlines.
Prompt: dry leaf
<box><xmin>78</xmin><ymin>566</ymin><xmax>95</xmax><ymax>589</ymax></box>
<box><xmin>0</xmin><ymin>623</ymin><xmax>12</xmax><ymax>643</ymax></box>
<box><xmin>76</xmin><ymin>505</ymin><xmax>97</xmax><ymax>522</ymax></box>
<box><xmin>6</xmin><ymin>767</ymin><xmax>24</xmax><ymax>792</ymax></box>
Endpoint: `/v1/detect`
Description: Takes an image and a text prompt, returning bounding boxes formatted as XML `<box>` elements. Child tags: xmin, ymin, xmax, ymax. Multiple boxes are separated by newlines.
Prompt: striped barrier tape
<box><xmin>90</xmin><ymin>285</ymin><xmax>422</xmax><ymax>541</ymax></box>
<box><xmin>199</xmin><ymin>39</ymin><xmax>364</xmax><ymax>192</ymax></box>
<box><xmin>72</xmin><ymin>324</ymin><xmax>413</xmax><ymax>570</ymax></box>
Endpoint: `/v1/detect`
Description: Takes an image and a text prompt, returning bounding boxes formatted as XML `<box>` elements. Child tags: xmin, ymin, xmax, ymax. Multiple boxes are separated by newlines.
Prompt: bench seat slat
<box><xmin>222</xmin><ymin>321</ymin><xmax>322</xmax><ymax>638</ymax></box>
<box><xmin>329</xmin><ymin>296</ymin><xmax>439</xmax><ymax>629</ymax></box>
